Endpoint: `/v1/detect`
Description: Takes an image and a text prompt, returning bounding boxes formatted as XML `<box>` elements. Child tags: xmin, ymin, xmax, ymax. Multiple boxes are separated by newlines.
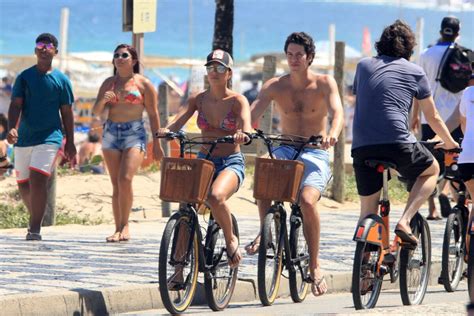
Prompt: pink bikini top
<box><xmin>196</xmin><ymin>95</ymin><xmax>238</xmax><ymax>132</ymax></box>
<box><xmin>109</xmin><ymin>76</ymin><xmax>144</xmax><ymax>105</ymax></box>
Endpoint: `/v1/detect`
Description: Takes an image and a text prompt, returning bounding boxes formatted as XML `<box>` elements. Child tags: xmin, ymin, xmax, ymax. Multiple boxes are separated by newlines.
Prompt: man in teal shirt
<box><xmin>7</xmin><ymin>33</ymin><xmax>76</xmax><ymax>241</ymax></box>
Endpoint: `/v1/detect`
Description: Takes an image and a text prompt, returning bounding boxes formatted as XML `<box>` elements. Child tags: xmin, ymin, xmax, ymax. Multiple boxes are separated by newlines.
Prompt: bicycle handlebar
<box><xmin>249</xmin><ymin>129</ymin><xmax>323</xmax><ymax>159</ymax></box>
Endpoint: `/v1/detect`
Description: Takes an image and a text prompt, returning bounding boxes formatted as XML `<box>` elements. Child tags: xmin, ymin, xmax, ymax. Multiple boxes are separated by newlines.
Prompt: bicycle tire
<box><xmin>289</xmin><ymin>213</ymin><xmax>309</xmax><ymax>303</ymax></box>
<box><xmin>158</xmin><ymin>212</ymin><xmax>199</xmax><ymax>314</ymax></box>
<box><xmin>441</xmin><ymin>210</ymin><xmax>464</xmax><ymax>292</ymax></box>
<box><xmin>204</xmin><ymin>214</ymin><xmax>239</xmax><ymax>311</ymax></box>
<box><xmin>258</xmin><ymin>209</ymin><xmax>284</xmax><ymax>306</ymax></box>
<box><xmin>399</xmin><ymin>213</ymin><xmax>431</xmax><ymax>305</ymax></box>
<box><xmin>351</xmin><ymin>241</ymin><xmax>383</xmax><ymax>310</ymax></box>
<box><xmin>468</xmin><ymin>230</ymin><xmax>474</xmax><ymax>301</ymax></box>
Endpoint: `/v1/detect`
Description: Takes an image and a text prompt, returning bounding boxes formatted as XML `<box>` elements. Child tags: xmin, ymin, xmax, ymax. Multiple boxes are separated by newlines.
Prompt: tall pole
<box><xmin>58</xmin><ymin>7</ymin><xmax>69</xmax><ymax>73</ymax></box>
<box><xmin>332</xmin><ymin>42</ymin><xmax>345</xmax><ymax>203</ymax></box>
<box><xmin>133</xmin><ymin>33</ymin><xmax>144</xmax><ymax>74</ymax></box>
<box><xmin>256</xmin><ymin>56</ymin><xmax>276</xmax><ymax>157</ymax></box>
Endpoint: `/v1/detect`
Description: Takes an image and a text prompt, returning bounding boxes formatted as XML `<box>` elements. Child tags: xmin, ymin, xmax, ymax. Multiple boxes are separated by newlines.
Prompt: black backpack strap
<box><xmin>435</xmin><ymin>43</ymin><xmax>455</xmax><ymax>82</ymax></box>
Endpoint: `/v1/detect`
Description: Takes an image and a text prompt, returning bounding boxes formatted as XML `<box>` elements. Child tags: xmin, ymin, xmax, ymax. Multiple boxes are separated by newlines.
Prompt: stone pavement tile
<box><xmin>0</xmin><ymin>206</ymin><xmax>447</xmax><ymax>297</ymax></box>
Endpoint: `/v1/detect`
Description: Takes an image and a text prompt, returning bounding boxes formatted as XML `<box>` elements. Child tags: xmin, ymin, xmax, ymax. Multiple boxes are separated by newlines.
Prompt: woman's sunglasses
<box><xmin>113</xmin><ymin>52</ymin><xmax>131</xmax><ymax>59</ymax></box>
<box><xmin>36</xmin><ymin>42</ymin><xmax>55</xmax><ymax>50</ymax></box>
<box><xmin>206</xmin><ymin>64</ymin><xmax>228</xmax><ymax>74</ymax></box>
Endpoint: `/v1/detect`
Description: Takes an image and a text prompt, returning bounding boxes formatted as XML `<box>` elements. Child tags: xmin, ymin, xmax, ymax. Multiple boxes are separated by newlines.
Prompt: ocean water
<box><xmin>0</xmin><ymin>0</ymin><xmax>472</xmax><ymax>60</ymax></box>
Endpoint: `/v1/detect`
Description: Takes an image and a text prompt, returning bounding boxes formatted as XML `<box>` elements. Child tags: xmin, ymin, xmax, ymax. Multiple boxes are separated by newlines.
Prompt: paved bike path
<box><xmin>0</xmin><ymin>206</ymin><xmax>456</xmax><ymax>315</ymax></box>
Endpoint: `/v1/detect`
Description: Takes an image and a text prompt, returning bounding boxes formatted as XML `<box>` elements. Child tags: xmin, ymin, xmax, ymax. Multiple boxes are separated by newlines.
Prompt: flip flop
<box><xmin>308</xmin><ymin>276</ymin><xmax>327</xmax><ymax>296</ymax></box>
<box><xmin>26</xmin><ymin>232</ymin><xmax>42</xmax><ymax>241</ymax></box>
<box><xmin>394</xmin><ymin>228</ymin><xmax>418</xmax><ymax>246</ymax></box>
<box><xmin>426</xmin><ymin>215</ymin><xmax>442</xmax><ymax>221</ymax></box>
<box><xmin>119</xmin><ymin>233</ymin><xmax>130</xmax><ymax>241</ymax></box>
<box><xmin>106</xmin><ymin>232</ymin><xmax>120</xmax><ymax>242</ymax></box>
<box><xmin>244</xmin><ymin>235</ymin><xmax>260</xmax><ymax>255</ymax></box>
<box><xmin>227</xmin><ymin>246</ymin><xmax>241</xmax><ymax>269</ymax></box>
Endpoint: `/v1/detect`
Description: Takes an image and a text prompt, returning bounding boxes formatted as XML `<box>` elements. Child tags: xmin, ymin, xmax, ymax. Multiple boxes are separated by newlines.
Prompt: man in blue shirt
<box><xmin>7</xmin><ymin>33</ymin><xmax>76</xmax><ymax>241</ymax></box>
<box><xmin>352</xmin><ymin>20</ymin><xmax>459</xmax><ymax>246</ymax></box>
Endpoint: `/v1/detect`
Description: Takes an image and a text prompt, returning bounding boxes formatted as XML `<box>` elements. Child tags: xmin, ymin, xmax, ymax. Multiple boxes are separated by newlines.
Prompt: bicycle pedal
<box><xmin>382</xmin><ymin>253</ymin><xmax>396</xmax><ymax>264</ymax></box>
<box><xmin>379</xmin><ymin>265</ymin><xmax>389</xmax><ymax>275</ymax></box>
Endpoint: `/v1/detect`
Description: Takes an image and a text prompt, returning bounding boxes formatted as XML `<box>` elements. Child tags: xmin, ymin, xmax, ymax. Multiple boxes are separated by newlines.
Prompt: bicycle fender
<box><xmin>353</xmin><ymin>214</ymin><xmax>386</xmax><ymax>247</ymax></box>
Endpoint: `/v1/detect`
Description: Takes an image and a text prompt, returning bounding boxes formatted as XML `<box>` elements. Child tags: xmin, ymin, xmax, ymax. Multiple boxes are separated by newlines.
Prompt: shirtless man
<box><xmin>249</xmin><ymin>32</ymin><xmax>344</xmax><ymax>296</ymax></box>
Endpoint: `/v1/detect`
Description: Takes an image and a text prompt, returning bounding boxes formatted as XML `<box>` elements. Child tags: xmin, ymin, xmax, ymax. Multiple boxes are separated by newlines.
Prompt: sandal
<box><xmin>308</xmin><ymin>275</ymin><xmax>327</xmax><ymax>296</ymax></box>
<box><xmin>106</xmin><ymin>232</ymin><xmax>120</xmax><ymax>243</ymax></box>
<box><xmin>226</xmin><ymin>243</ymin><xmax>242</xmax><ymax>269</ymax></box>
<box><xmin>244</xmin><ymin>235</ymin><xmax>260</xmax><ymax>255</ymax></box>
<box><xmin>119</xmin><ymin>233</ymin><xmax>130</xmax><ymax>241</ymax></box>
<box><xmin>394</xmin><ymin>227</ymin><xmax>418</xmax><ymax>246</ymax></box>
<box><xmin>26</xmin><ymin>232</ymin><xmax>42</xmax><ymax>241</ymax></box>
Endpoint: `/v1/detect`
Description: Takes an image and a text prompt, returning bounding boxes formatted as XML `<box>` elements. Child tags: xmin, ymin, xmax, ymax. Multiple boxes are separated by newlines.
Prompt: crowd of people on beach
<box><xmin>0</xmin><ymin>15</ymin><xmax>473</xmax><ymax>305</ymax></box>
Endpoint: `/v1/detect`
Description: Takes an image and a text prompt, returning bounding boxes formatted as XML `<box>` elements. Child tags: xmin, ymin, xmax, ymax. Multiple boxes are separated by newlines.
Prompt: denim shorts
<box><xmin>197</xmin><ymin>152</ymin><xmax>246</xmax><ymax>187</ymax></box>
<box><xmin>272</xmin><ymin>145</ymin><xmax>331</xmax><ymax>193</ymax></box>
<box><xmin>102</xmin><ymin>119</ymin><xmax>147</xmax><ymax>152</ymax></box>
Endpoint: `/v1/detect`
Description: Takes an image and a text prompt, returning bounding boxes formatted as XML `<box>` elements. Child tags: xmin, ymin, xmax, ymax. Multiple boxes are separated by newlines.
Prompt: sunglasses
<box><xmin>36</xmin><ymin>42</ymin><xmax>55</xmax><ymax>50</ymax></box>
<box><xmin>206</xmin><ymin>64</ymin><xmax>228</xmax><ymax>74</ymax></box>
<box><xmin>113</xmin><ymin>52</ymin><xmax>131</xmax><ymax>59</ymax></box>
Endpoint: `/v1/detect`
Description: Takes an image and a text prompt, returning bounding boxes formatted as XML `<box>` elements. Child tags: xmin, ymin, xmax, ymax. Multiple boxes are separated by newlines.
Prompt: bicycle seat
<box><xmin>365</xmin><ymin>159</ymin><xmax>397</xmax><ymax>171</ymax></box>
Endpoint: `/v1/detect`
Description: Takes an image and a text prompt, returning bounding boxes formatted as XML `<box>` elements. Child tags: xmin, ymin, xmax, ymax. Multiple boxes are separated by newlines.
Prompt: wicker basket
<box><xmin>159</xmin><ymin>157</ymin><xmax>215</xmax><ymax>203</ymax></box>
<box><xmin>253</xmin><ymin>157</ymin><xmax>305</xmax><ymax>203</ymax></box>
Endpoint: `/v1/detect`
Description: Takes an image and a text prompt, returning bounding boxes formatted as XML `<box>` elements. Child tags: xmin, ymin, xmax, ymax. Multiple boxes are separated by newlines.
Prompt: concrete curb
<box><xmin>0</xmin><ymin>262</ymin><xmax>443</xmax><ymax>315</ymax></box>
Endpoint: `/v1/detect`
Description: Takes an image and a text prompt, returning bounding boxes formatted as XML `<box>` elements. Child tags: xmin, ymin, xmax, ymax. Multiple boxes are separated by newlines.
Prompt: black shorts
<box><xmin>458</xmin><ymin>163</ymin><xmax>474</xmax><ymax>182</ymax></box>
<box><xmin>352</xmin><ymin>143</ymin><xmax>434</xmax><ymax>196</ymax></box>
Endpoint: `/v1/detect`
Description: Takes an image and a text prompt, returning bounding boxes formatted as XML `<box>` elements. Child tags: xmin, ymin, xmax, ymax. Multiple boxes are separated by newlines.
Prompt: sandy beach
<box><xmin>0</xmin><ymin>170</ymin><xmax>359</xmax><ymax>225</ymax></box>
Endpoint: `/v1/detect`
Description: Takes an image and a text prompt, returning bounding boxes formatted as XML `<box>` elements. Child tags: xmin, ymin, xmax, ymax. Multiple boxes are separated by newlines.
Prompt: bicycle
<box><xmin>436</xmin><ymin>147</ymin><xmax>468</xmax><ymax>292</ymax></box>
<box><xmin>352</xmin><ymin>157</ymin><xmax>431</xmax><ymax>309</ymax></box>
<box><xmin>156</xmin><ymin>131</ymin><xmax>241</xmax><ymax>313</ymax></box>
<box><xmin>250</xmin><ymin>129</ymin><xmax>323</xmax><ymax>306</ymax></box>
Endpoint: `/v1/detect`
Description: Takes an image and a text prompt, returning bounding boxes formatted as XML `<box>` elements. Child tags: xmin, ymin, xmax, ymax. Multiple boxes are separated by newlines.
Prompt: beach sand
<box><xmin>0</xmin><ymin>171</ymin><xmax>359</xmax><ymax>224</ymax></box>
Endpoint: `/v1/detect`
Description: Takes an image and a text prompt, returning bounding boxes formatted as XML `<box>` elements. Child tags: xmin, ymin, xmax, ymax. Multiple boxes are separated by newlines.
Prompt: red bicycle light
<box><xmin>356</xmin><ymin>226</ymin><xmax>364</xmax><ymax>238</ymax></box>
<box><xmin>376</xmin><ymin>165</ymin><xmax>384</xmax><ymax>173</ymax></box>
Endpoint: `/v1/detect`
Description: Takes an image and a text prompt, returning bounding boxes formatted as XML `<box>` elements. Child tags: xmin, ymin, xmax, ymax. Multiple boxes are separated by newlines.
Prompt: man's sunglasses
<box><xmin>206</xmin><ymin>64</ymin><xmax>228</xmax><ymax>74</ymax></box>
<box><xmin>36</xmin><ymin>42</ymin><xmax>55</xmax><ymax>50</ymax></box>
<box><xmin>113</xmin><ymin>52</ymin><xmax>131</xmax><ymax>59</ymax></box>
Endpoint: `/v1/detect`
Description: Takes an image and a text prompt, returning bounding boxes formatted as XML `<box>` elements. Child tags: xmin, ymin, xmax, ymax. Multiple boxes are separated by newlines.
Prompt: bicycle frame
<box><xmin>353</xmin><ymin>165</ymin><xmax>401</xmax><ymax>276</ymax></box>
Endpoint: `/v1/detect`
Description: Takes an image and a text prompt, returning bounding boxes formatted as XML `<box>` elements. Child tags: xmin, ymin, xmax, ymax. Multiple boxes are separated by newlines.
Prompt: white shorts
<box><xmin>14</xmin><ymin>144</ymin><xmax>60</xmax><ymax>183</ymax></box>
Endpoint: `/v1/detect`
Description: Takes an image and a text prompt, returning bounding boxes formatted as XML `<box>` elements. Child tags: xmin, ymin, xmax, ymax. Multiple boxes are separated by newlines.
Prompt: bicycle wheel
<box><xmin>289</xmin><ymin>213</ymin><xmax>309</xmax><ymax>303</ymax></box>
<box><xmin>159</xmin><ymin>212</ymin><xmax>199</xmax><ymax>314</ymax></box>
<box><xmin>258</xmin><ymin>208</ymin><xmax>284</xmax><ymax>306</ymax></box>
<box><xmin>440</xmin><ymin>210</ymin><xmax>464</xmax><ymax>292</ymax></box>
<box><xmin>399</xmin><ymin>213</ymin><xmax>431</xmax><ymax>305</ymax></box>
<box><xmin>468</xmin><ymin>230</ymin><xmax>474</xmax><ymax>301</ymax></box>
<box><xmin>204</xmin><ymin>214</ymin><xmax>239</xmax><ymax>311</ymax></box>
<box><xmin>351</xmin><ymin>242</ymin><xmax>383</xmax><ymax>310</ymax></box>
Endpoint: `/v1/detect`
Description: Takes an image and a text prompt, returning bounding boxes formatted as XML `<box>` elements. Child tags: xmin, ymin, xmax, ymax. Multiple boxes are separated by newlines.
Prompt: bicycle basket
<box><xmin>253</xmin><ymin>157</ymin><xmax>305</xmax><ymax>203</ymax></box>
<box><xmin>159</xmin><ymin>157</ymin><xmax>215</xmax><ymax>203</ymax></box>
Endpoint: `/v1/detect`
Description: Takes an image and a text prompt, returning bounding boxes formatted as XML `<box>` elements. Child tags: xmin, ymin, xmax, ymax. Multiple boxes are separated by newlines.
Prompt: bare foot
<box><xmin>244</xmin><ymin>234</ymin><xmax>260</xmax><ymax>255</ymax></box>
<box><xmin>310</xmin><ymin>267</ymin><xmax>327</xmax><ymax>296</ymax></box>
<box><xmin>226</xmin><ymin>236</ymin><xmax>242</xmax><ymax>269</ymax></box>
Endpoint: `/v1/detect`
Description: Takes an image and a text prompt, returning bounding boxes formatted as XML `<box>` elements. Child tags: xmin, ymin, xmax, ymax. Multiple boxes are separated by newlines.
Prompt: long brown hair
<box><xmin>112</xmin><ymin>44</ymin><xmax>139</xmax><ymax>75</ymax></box>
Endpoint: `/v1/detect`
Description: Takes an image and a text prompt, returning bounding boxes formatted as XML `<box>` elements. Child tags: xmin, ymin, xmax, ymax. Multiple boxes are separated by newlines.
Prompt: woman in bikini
<box><xmin>93</xmin><ymin>44</ymin><xmax>164</xmax><ymax>242</ymax></box>
<box><xmin>157</xmin><ymin>49</ymin><xmax>251</xmax><ymax>268</ymax></box>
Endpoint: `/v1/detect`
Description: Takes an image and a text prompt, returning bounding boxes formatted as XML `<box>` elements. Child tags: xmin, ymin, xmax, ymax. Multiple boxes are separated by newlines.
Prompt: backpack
<box><xmin>436</xmin><ymin>43</ymin><xmax>472</xmax><ymax>94</ymax></box>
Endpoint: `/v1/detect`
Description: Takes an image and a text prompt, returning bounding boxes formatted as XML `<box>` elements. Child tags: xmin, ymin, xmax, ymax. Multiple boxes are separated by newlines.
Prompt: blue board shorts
<box><xmin>197</xmin><ymin>152</ymin><xmax>245</xmax><ymax>188</ymax></box>
<box><xmin>102</xmin><ymin>119</ymin><xmax>147</xmax><ymax>152</ymax></box>
<box><xmin>272</xmin><ymin>145</ymin><xmax>331</xmax><ymax>193</ymax></box>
